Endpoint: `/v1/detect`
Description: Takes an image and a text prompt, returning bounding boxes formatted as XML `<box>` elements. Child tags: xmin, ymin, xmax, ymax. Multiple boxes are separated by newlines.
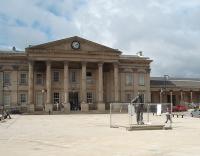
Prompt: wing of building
<box><xmin>0</xmin><ymin>36</ymin><xmax>152</xmax><ymax>113</ymax></box>
<box><xmin>151</xmin><ymin>77</ymin><xmax>200</xmax><ymax>106</ymax></box>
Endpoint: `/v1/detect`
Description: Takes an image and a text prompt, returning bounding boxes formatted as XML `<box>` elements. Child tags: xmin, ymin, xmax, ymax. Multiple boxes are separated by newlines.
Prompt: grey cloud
<box><xmin>0</xmin><ymin>0</ymin><xmax>200</xmax><ymax>78</ymax></box>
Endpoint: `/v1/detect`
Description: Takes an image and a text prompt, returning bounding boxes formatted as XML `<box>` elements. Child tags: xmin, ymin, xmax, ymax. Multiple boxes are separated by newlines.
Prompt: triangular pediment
<box><xmin>27</xmin><ymin>36</ymin><xmax>121</xmax><ymax>54</ymax></box>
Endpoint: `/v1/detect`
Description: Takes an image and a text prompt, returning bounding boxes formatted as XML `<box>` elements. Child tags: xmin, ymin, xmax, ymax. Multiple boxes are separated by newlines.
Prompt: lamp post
<box><xmin>164</xmin><ymin>75</ymin><xmax>169</xmax><ymax>103</ymax></box>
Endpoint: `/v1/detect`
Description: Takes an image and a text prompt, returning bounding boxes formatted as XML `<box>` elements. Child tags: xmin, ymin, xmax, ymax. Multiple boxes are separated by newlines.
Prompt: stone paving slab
<box><xmin>0</xmin><ymin>114</ymin><xmax>200</xmax><ymax>156</ymax></box>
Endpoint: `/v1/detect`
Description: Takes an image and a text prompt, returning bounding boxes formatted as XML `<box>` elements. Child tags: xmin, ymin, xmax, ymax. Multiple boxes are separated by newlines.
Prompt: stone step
<box><xmin>126</xmin><ymin>124</ymin><xmax>171</xmax><ymax>131</ymax></box>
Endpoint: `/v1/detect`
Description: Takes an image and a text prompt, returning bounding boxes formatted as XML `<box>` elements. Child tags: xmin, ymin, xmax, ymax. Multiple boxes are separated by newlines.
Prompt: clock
<box><xmin>71</xmin><ymin>41</ymin><xmax>80</xmax><ymax>49</ymax></box>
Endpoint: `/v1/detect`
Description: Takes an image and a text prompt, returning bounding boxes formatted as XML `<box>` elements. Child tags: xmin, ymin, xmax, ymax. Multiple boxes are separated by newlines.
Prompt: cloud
<box><xmin>0</xmin><ymin>0</ymin><xmax>200</xmax><ymax>77</ymax></box>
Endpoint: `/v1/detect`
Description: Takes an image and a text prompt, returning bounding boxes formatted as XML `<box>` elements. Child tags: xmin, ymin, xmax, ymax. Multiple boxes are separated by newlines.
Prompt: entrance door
<box><xmin>36</xmin><ymin>92</ymin><xmax>44</xmax><ymax>111</ymax></box>
<box><xmin>69</xmin><ymin>92</ymin><xmax>80</xmax><ymax>111</ymax></box>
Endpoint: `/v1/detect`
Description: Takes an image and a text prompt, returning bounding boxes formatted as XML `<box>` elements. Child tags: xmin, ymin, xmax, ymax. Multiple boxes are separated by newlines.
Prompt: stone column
<box><xmin>64</xmin><ymin>61</ymin><xmax>70</xmax><ymax>112</ymax></box>
<box><xmin>45</xmin><ymin>61</ymin><xmax>52</xmax><ymax>112</ymax></box>
<box><xmin>190</xmin><ymin>91</ymin><xmax>193</xmax><ymax>103</ymax></box>
<box><xmin>97</xmin><ymin>62</ymin><xmax>105</xmax><ymax>111</ymax></box>
<box><xmin>28</xmin><ymin>61</ymin><xmax>34</xmax><ymax>112</ymax></box>
<box><xmin>180</xmin><ymin>91</ymin><xmax>183</xmax><ymax>103</ymax></box>
<box><xmin>81</xmin><ymin>62</ymin><xmax>88</xmax><ymax>111</ymax></box>
<box><xmin>114</xmin><ymin>63</ymin><xmax>119</xmax><ymax>102</ymax></box>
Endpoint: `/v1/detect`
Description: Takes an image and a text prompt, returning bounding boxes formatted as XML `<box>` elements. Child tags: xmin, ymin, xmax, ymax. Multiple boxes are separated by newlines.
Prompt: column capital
<box><xmin>113</xmin><ymin>62</ymin><xmax>119</xmax><ymax>68</ymax></box>
<box><xmin>98</xmin><ymin>62</ymin><xmax>104</xmax><ymax>67</ymax></box>
<box><xmin>64</xmin><ymin>61</ymin><xmax>69</xmax><ymax>65</ymax></box>
<box><xmin>145</xmin><ymin>68</ymin><xmax>151</xmax><ymax>73</ymax></box>
<box><xmin>81</xmin><ymin>61</ymin><xmax>87</xmax><ymax>66</ymax></box>
<box><xmin>28</xmin><ymin>60</ymin><xmax>34</xmax><ymax>65</ymax></box>
<box><xmin>46</xmin><ymin>60</ymin><xmax>51</xmax><ymax>65</ymax></box>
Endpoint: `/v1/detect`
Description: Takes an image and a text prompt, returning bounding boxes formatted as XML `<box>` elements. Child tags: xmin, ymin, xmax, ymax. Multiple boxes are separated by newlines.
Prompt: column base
<box><xmin>28</xmin><ymin>104</ymin><xmax>35</xmax><ymax>112</ymax></box>
<box><xmin>45</xmin><ymin>104</ymin><xmax>53</xmax><ymax>112</ymax></box>
<box><xmin>81</xmin><ymin>102</ymin><xmax>89</xmax><ymax>112</ymax></box>
<box><xmin>97</xmin><ymin>102</ymin><xmax>105</xmax><ymax>112</ymax></box>
<box><xmin>63</xmin><ymin>103</ymin><xmax>70</xmax><ymax>113</ymax></box>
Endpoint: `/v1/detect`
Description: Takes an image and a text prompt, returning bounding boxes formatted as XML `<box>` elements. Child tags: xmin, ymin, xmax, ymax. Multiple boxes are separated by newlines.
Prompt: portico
<box><xmin>27</xmin><ymin>59</ymin><xmax>120</xmax><ymax>112</ymax></box>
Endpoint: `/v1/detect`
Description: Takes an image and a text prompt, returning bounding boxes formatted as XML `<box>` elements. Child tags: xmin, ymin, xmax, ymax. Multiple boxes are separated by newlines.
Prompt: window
<box><xmin>71</xmin><ymin>71</ymin><xmax>76</xmax><ymax>82</ymax></box>
<box><xmin>20</xmin><ymin>93</ymin><xmax>27</xmax><ymax>105</ymax></box>
<box><xmin>139</xmin><ymin>73</ymin><xmax>145</xmax><ymax>86</ymax></box>
<box><xmin>126</xmin><ymin>73</ymin><xmax>133</xmax><ymax>85</ymax></box>
<box><xmin>4</xmin><ymin>94</ymin><xmax>10</xmax><ymax>107</ymax></box>
<box><xmin>36</xmin><ymin>92</ymin><xmax>43</xmax><ymax>106</ymax></box>
<box><xmin>86</xmin><ymin>71</ymin><xmax>93</xmax><ymax>84</ymax></box>
<box><xmin>53</xmin><ymin>71</ymin><xmax>60</xmax><ymax>82</ymax></box>
<box><xmin>3</xmin><ymin>72</ymin><xmax>10</xmax><ymax>85</ymax></box>
<box><xmin>53</xmin><ymin>92</ymin><xmax>60</xmax><ymax>104</ymax></box>
<box><xmin>87</xmin><ymin>92</ymin><xmax>93</xmax><ymax>103</ymax></box>
<box><xmin>86</xmin><ymin>72</ymin><xmax>92</xmax><ymax>77</ymax></box>
<box><xmin>36</xmin><ymin>73</ymin><xmax>43</xmax><ymax>85</ymax></box>
<box><xmin>20</xmin><ymin>73</ymin><xmax>27</xmax><ymax>85</ymax></box>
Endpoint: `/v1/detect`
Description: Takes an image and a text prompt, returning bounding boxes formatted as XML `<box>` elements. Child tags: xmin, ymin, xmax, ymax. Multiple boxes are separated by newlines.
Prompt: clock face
<box><xmin>71</xmin><ymin>41</ymin><xmax>80</xmax><ymax>49</ymax></box>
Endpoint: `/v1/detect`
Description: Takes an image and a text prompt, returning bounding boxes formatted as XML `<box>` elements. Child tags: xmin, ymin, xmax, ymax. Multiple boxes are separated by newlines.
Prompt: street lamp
<box><xmin>164</xmin><ymin>75</ymin><xmax>169</xmax><ymax>101</ymax></box>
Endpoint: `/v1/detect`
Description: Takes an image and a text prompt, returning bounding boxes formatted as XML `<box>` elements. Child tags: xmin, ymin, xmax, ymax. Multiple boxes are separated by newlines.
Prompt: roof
<box><xmin>151</xmin><ymin>77</ymin><xmax>200</xmax><ymax>88</ymax></box>
<box><xmin>0</xmin><ymin>50</ymin><xmax>25</xmax><ymax>54</ymax></box>
<box><xmin>120</xmin><ymin>55</ymin><xmax>152</xmax><ymax>61</ymax></box>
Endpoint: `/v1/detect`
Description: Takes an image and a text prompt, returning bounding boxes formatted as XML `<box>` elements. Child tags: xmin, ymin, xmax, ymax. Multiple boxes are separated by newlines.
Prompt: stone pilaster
<box><xmin>133</xmin><ymin>70</ymin><xmax>138</xmax><ymax>98</ymax></box>
<box><xmin>97</xmin><ymin>62</ymin><xmax>105</xmax><ymax>111</ymax></box>
<box><xmin>145</xmin><ymin>68</ymin><xmax>151</xmax><ymax>102</ymax></box>
<box><xmin>81</xmin><ymin>62</ymin><xmax>88</xmax><ymax>111</ymax></box>
<box><xmin>45</xmin><ymin>61</ymin><xmax>52</xmax><ymax>112</ymax></box>
<box><xmin>114</xmin><ymin>63</ymin><xmax>119</xmax><ymax>102</ymax></box>
<box><xmin>64</xmin><ymin>61</ymin><xmax>70</xmax><ymax>112</ymax></box>
<box><xmin>28</xmin><ymin>61</ymin><xmax>34</xmax><ymax>112</ymax></box>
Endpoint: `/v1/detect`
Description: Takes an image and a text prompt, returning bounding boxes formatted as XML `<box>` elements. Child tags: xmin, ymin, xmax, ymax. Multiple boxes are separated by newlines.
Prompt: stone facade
<box><xmin>0</xmin><ymin>36</ymin><xmax>152</xmax><ymax>113</ymax></box>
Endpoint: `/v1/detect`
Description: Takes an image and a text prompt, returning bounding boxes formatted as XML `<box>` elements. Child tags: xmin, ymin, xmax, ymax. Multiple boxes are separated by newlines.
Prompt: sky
<box><xmin>0</xmin><ymin>0</ymin><xmax>200</xmax><ymax>77</ymax></box>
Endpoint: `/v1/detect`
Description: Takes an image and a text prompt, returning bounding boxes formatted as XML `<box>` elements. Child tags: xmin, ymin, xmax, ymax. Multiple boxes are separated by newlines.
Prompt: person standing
<box><xmin>165</xmin><ymin>107</ymin><xmax>172</xmax><ymax>123</ymax></box>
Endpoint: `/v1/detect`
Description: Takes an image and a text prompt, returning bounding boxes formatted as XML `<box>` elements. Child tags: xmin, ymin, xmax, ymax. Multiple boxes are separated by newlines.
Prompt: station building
<box><xmin>1</xmin><ymin>36</ymin><xmax>199</xmax><ymax>113</ymax></box>
<box><xmin>0</xmin><ymin>36</ymin><xmax>152</xmax><ymax>113</ymax></box>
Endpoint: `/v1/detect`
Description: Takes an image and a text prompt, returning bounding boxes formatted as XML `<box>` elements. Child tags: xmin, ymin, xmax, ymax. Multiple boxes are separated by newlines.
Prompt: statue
<box><xmin>131</xmin><ymin>93</ymin><xmax>144</xmax><ymax>125</ymax></box>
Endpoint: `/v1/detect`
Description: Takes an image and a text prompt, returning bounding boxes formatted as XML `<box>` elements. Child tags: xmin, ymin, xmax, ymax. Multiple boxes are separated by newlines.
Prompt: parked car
<box><xmin>191</xmin><ymin>109</ymin><xmax>200</xmax><ymax>118</ymax></box>
<box><xmin>172</xmin><ymin>105</ymin><xmax>187</xmax><ymax>112</ymax></box>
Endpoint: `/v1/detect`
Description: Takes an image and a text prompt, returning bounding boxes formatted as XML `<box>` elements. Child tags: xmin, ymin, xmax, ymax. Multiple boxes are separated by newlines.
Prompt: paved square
<box><xmin>0</xmin><ymin>114</ymin><xmax>200</xmax><ymax>156</ymax></box>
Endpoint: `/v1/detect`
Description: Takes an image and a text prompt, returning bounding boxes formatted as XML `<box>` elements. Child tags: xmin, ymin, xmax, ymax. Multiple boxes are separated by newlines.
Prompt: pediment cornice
<box><xmin>26</xmin><ymin>36</ymin><xmax>121</xmax><ymax>54</ymax></box>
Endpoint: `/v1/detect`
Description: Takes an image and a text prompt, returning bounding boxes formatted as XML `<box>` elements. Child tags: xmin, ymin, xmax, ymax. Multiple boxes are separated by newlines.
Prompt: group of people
<box><xmin>0</xmin><ymin>108</ymin><xmax>11</xmax><ymax>121</ymax></box>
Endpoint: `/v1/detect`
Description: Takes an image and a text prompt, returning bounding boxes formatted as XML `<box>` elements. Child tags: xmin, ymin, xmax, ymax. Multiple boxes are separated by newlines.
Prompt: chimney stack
<box><xmin>12</xmin><ymin>46</ymin><xmax>16</xmax><ymax>51</ymax></box>
<box><xmin>137</xmin><ymin>51</ymin><xmax>143</xmax><ymax>57</ymax></box>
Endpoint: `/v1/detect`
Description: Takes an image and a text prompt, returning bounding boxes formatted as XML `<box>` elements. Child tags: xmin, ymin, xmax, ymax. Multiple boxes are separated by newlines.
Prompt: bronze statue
<box><xmin>131</xmin><ymin>93</ymin><xmax>144</xmax><ymax>125</ymax></box>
